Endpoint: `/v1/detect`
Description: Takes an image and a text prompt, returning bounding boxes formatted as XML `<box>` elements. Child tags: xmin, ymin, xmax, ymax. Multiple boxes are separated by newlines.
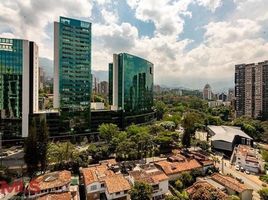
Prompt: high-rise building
<box><xmin>0</xmin><ymin>38</ymin><xmax>39</xmax><ymax>137</ymax></box>
<box><xmin>53</xmin><ymin>16</ymin><xmax>91</xmax><ymax>110</ymax></box>
<box><xmin>203</xmin><ymin>84</ymin><xmax>212</xmax><ymax>100</ymax></box>
<box><xmin>235</xmin><ymin>61</ymin><xmax>268</xmax><ymax>119</ymax></box>
<box><xmin>97</xmin><ymin>81</ymin><xmax>108</xmax><ymax>96</ymax></box>
<box><xmin>228</xmin><ymin>88</ymin><xmax>235</xmax><ymax>102</ymax></box>
<box><xmin>109</xmin><ymin>53</ymin><xmax>154</xmax><ymax>113</ymax></box>
<box><xmin>108</xmin><ymin>63</ymin><xmax>113</xmax><ymax>105</ymax></box>
<box><xmin>219</xmin><ymin>93</ymin><xmax>227</xmax><ymax>102</ymax></box>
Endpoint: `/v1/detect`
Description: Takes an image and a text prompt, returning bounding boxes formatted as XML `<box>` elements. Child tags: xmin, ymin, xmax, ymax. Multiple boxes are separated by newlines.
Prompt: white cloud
<box><xmin>0</xmin><ymin>0</ymin><xmax>93</xmax><ymax>58</ymax></box>
<box><xmin>196</xmin><ymin>0</ymin><xmax>223</xmax><ymax>12</ymax></box>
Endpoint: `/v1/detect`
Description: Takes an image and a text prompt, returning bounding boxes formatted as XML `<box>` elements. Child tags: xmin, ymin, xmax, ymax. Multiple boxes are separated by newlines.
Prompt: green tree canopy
<box><xmin>130</xmin><ymin>182</ymin><xmax>153</xmax><ymax>200</ymax></box>
<box><xmin>98</xmin><ymin>123</ymin><xmax>120</xmax><ymax>142</ymax></box>
<box><xmin>258</xmin><ymin>188</ymin><xmax>268</xmax><ymax>200</ymax></box>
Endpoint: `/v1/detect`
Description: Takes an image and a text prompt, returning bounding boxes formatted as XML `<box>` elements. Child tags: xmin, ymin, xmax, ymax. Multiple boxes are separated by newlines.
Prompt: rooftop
<box><xmin>155</xmin><ymin>159</ymin><xmax>202</xmax><ymax>175</ymax></box>
<box><xmin>211</xmin><ymin>173</ymin><xmax>249</xmax><ymax>193</ymax></box>
<box><xmin>235</xmin><ymin>145</ymin><xmax>259</xmax><ymax>163</ymax></box>
<box><xmin>129</xmin><ymin>165</ymin><xmax>168</xmax><ymax>184</ymax></box>
<box><xmin>105</xmin><ymin>174</ymin><xmax>131</xmax><ymax>194</ymax></box>
<box><xmin>186</xmin><ymin>181</ymin><xmax>227</xmax><ymax>199</ymax></box>
<box><xmin>81</xmin><ymin>162</ymin><xmax>131</xmax><ymax>194</ymax></box>
<box><xmin>31</xmin><ymin>170</ymin><xmax>71</xmax><ymax>191</ymax></box>
<box><xmin>208</xmin><ymin>125</ymin><xmax>252</xmax><ymax>143</ymax></box>
<box><xmin>37</xmin><ymin>192</ymin><xmax>72</xmax><ymax>200</ymax></box>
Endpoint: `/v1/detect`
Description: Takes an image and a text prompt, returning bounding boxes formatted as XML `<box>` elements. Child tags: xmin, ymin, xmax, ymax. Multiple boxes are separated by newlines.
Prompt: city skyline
<box><xmin>1</xmin><ymin>0</ymin><xmax>268</xmax><ymax>90</ymax></box>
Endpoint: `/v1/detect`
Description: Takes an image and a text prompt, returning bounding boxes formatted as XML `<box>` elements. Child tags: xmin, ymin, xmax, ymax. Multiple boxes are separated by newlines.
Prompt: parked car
<box><xmin>235</xmin><ymin>165</ymin><xmax>240</xmax><ymax>171</ymax></box>
<box><xmin>245</xmin><ymin>170</ymin><xmax>250</xmax><ymax>175</ymax></box>
<box><xmin>240</xmin><ymin>167</ymin><xmax>245</xmax><ymax>172</ymax></box>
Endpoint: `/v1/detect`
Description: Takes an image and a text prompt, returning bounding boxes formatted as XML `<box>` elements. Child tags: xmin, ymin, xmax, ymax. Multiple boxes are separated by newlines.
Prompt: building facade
<box><xmin>53</xmin><ymin>16</ymin><xmax>91</xmax><ymax>110</ymax></box>
<box><xmin>203</xmin><ymin>84</ymin><xmax>212</xmax><ymax>100</ymax></box>
<box><xmin>110</xmin><ymin>53</ymin><xmax>154</xmax><ymax>113</ymax></box>
<box><xmin>0</xmin><ymin>38</ymin><xmax>39</xmax><ymax>138</ymax></box>
<box><xmin>235</xmin><ymin>61</ymin><xmax>268</xmax><ymax>119</ymax></box>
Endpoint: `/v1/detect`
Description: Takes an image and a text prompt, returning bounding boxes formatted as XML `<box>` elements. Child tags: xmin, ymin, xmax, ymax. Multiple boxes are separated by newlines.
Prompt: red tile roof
<box><xmin>211</xmin><ymin>173</ymin><xmax>249</xmax><ymax>193</ymax></box>
<box><xmin>32</xmin><ymin>170</ymin><xmax>71</xmax><ymax>191</ymax></box>
<box><xmin>37</xmin><ymin>192</ymin><xmax>71</xmax><ymax>200</ymax></box>
<box><xmin>129</xmin><ymin>168</ymin><xmax>168</xmax><ymax>184</ymax></box>
<box><xmin>186</xmin><ymin>181</ymin><xmax>227</xmax><ymax>199</ymax></box>
<box><xmin>155</xmin><ymin>159</ymin><xmax>202</xmax><ymax>175</ymax></box>
<box><xmin>105</xmin><ymin>174</ymin><xmax>131</xmax><ymax>194</ymax></box>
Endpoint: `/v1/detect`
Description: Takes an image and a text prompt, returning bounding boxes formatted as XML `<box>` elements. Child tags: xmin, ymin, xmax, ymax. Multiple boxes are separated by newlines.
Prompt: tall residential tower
<box><xmin>235</xmin><ymin>61</ymin><xmax>268</xmax><ymax>119</ymax></box>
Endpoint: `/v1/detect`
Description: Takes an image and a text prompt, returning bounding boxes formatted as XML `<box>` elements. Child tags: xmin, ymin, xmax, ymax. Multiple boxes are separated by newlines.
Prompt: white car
<box><xmin>245</xmin><ymin>170</ymin><xmax>250</xmax><ymax>175</ymax></box>
<box><xmin>235</xmin><ymin>165</ymin><xmax>240</xmax><ymax>171</ymax></box>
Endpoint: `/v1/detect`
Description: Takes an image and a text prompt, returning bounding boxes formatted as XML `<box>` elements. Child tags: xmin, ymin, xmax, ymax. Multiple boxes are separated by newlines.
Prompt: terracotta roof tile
<box><xmin>129</xmin><ymin>169</ymin><xmax>168</xmax><ymax>184</ymax></box>
<box><xmin>32</xmin><ymin>170</ymin><xmax>71</xmax><ymax>191</ymax></box>
<box><xmin>37</xmin><ymin>192</ymin><xmax>72</xmax><ymax>200</ymax></box>
<box><xmin>186</xmin><ymin>181</ymin><xmax>227</xmax><ymax>199</ymax></box>
<box><xmin>155</xmin><ymin>159</ymin><xmax>202</xmax><ymax>175</ymax></box>
<box><xmin>211</xmin><ymin>173</ymin><xmax>249</xmax><ymax>193</ymax></box>
<box><xmin>105</xmin><ymin>174</ymin><xmax>131</xmax><ymax>194</ymax></box>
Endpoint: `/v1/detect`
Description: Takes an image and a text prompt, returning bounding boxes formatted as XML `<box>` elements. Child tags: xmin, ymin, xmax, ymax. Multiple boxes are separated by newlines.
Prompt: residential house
<box><xmin>27</xmin><ymin>170</ymin><xmax>74</xmax><ymax>199</ymax></box>
<box><xmin>210</xmin><ymin>173</ymin><xmax>253</xmax><ymax>200</ymax></box>
<box><xmin>186</xmin><ymin>180</ymin><xmax>228</xmax><ymax>200</ymax></box>
<box><xmin>128</xmin><ymin>164</ymin><xmax>169</xmax><ymax>200</ymax></box>
<box><xmin>155</xmin><ymin>154</ymin><xmax>202</xmax><ymax>181</ymax></box>
<box><xmin>81</xmin><ymin>161</ymin><xmax>131</xmax><ymax>200</ymax></box>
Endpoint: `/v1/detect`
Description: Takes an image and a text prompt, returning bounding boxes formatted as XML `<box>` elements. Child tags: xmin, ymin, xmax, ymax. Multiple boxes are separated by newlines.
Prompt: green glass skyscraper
<box><xmin>0</xmin><ymin>38</ymin><xmax>39</xmax><ymax>138</ymax></box>
<box><xmin>110</xmin><ymin>53</ymin><xmax>154</xmax><ymax>113</ymax></box>
<box><xmin>54</xmin><ymin>16</ymin><xmax>91</xmax><ymax>110</ymax></box>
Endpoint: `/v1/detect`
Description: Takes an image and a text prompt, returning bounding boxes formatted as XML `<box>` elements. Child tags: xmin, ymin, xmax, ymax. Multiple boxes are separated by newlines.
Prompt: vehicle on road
<box><xmin>245</xmin><ymin>170</ymin><xmax>250</xmax><ymax>175</ymax></box>
<box><xmin>240</xmin><ymin>167</ymin><xmax>245</xmax><ymax>172</ymax></box>
<box><xmin>235</xmin><ymin>165</ymin><xmax>240</xmax><ymax>171</ymax></box>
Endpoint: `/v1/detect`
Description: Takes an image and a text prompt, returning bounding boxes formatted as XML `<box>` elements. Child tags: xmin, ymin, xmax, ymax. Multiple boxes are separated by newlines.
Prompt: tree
<box><xmin>98</xmin><ymin>123</ymin><xmax>119</xmax><ymax>142</ymax></box>
<box><xmin>47</xmin><ymin>142</ymin><xmax>79</xmax><ymax>164</ymax></box>
<box><xmin>258</xmin><ymin>188</ymin><xmax>268</xmax><ymax>200</ymax></box>
<box><xmin>175</xmin><ymin>179</ymin><xmax>184</xmax><ymax>191</ymax></box>
<box><xmin>178</xmin><ymin>172</ymin><xmax>193</xmax><ymax>187</ymax></box>
<box><xmin>181</xmin><ymin>112</ymin><xmax>204</xmax><ymax>148</ymax></box>
<box><xmin>37</xmin><ymin>118</ymin><xmax>49</xmax><ymax>172</ymax></box>
<box><xmin>155</xmin><ymin>101</ymin><xmax>167</xmax><ymax>120</ymax></box>
<box><xmin>130</xmin><ymin>182</ymin><xmax>153</xmax><ymax>200</ymax></box>
<box><xmin>24</xmin><ymin>118</ymin><xmax>39</xmax><ymax>177</ymax></box>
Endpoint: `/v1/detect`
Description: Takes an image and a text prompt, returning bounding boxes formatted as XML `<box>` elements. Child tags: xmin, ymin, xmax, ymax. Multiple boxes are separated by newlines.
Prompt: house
<box><xmin>207</xmin><ymin>125</ymin><xmax>253</xmax><ymax>153</ymax></box>
<box><xmin>155</xmin><ymin>154</ymin><xmax>202</xmax><ymax>181</ymax></box>
<box><xmin>210</xmin><ymin>173</ymin><xmax>253</xmax><ymax>200</ymax></box>
<box><xmin>37</xmin><ymin>192</ymin><xmax>72</xmax><ymax>200</ymax></box>
<box><xmin>231</xmin><ymin>145</ymin><xmax>262</xmax><ymax>173</ymax></box>
<box><xmin>128</xmin><ymin>164</ymin><xmax>169</xmax><ymax>200</ymax></box>
<box><xmin>27</xmin><ymin>170</ymin><xmax>73</xmax><ymax>199</ymax></box>
<box><xmin>187</xmin><ymin>151</ymin><xmax>214</xmax><ymax>173</ymax></box>
<box><xmin>81</xmin><ymin>161</ymin><xmax>131</xmax><ymax>200</ymax></box>
<box><xmin>186</xmin><ymin>180</ymin><xmax>228</xmax><ymax>200</ymax></box>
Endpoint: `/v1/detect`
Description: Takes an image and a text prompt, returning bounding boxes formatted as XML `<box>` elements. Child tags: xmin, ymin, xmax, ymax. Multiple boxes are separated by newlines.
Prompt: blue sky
<box><xmin>1</xmin><ymin>0</ymin><xmax>268</xmax><ymax>91</ymax></box>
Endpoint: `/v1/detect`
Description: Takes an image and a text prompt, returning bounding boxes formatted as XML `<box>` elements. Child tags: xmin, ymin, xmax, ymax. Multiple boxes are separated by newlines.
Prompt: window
<box><xmin>90</xmin><ymin>185</ymin><xmax>97</xmax><ymax>191</ymax></box>
<box><xmin>116</xmin><ymin>192</ymin><xmax>121</xmax><ymax>195</ymax></box>
<box><xmin>101</xmin><ymin>183</ymin><xmax>105</xmax><ymax>188</ymax></box>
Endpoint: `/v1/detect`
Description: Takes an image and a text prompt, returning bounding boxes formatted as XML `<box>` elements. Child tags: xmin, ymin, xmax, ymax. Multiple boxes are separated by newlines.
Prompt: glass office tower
<box><xmin>0</xmin><ymin>38</ymin><xmax>39</xmax><ymax>138</ymax></box>
<box><xmin>54</xmin><ymin>17</ymin><xmax>91</xmax><ymax>133</ymax></box>
<box><xmin>111</xmin><ymin>53</ymin><xmax>154</xmax><ymax>113</ymax></box>
<box><xmin>54</xmin><ymin>16</ymin><xmax>91</xmax><ymax>110</ymax></box>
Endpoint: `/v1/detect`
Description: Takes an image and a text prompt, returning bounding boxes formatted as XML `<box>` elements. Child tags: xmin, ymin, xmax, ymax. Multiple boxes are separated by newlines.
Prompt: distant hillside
<box><xmin>39</xmin><ymin>57</ymin><xmax>108</xmax><ymax>81</ymax></box>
